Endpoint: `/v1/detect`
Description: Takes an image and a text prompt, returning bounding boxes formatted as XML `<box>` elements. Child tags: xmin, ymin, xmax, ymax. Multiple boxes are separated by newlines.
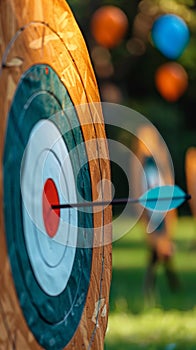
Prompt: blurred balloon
<box><xmin>151</xmin><ymin>14</ymin><xmax>190</xmax><ymax>59</ymax></box>
<box><xmin>91</xmin><ymin>6</ymin><xmax>128</xmax><ymax>48</ymax></box>
<box><xmin>100</xmin><ymin>82</ymin><xmax>123</xmax><ymax>103</ymax></box>
<box><xmin>91</xmin><ymin>46</ymin><xmax>114</xmax><ymax>78</ymax></box>
<box><xmin>155</xmin><ymin>62</ymin><xmax>188</xmax><ymax>102</ymax></box>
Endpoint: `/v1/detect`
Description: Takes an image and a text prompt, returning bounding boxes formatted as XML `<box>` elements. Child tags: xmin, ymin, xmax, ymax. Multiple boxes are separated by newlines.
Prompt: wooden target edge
<box><xmin>0</xmin><ymin>1</ymin><xmax>112</xmax><ymax>349</ymax></box>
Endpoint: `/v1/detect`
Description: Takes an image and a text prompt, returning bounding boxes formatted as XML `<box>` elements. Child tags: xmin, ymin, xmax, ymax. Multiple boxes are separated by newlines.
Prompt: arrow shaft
<box><xmin>51</xmin><ymin>194</ymin><xmax>191</xmax><ymax>209</ymax></box>
<box><xmin>52</xmin><ymin>198</ymin><xmax>131</xmax><ymax>209</ymax></box>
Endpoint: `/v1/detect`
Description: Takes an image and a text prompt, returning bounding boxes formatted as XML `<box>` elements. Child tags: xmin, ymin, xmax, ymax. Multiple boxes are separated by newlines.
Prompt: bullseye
<box><xmin>42</xmin><ymin>178</ymin><xmax>60</xmax><ymax>237</ymax></box>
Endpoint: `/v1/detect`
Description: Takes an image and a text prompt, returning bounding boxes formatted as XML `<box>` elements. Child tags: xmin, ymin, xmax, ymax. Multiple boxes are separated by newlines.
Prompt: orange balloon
<box><xmin>91</xmin><ymin>6</ymin><xmax>128</xmax><ymax>48</ymax></box>
<box><xmin>155</xmin><ymin>62</ymin><xmax>188</xmax><ymax>102</ymax></box>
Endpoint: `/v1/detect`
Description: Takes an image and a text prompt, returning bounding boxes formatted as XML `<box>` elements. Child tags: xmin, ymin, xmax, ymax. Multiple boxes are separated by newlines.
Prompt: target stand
<box><xmin>185</xmin><ymin>147</ymin><xmax>196</xmax><ymax>218</ymax></box>
<box><xmin>130</xmin><ymin>125</ymin><xmax>180</xmax><ymax>294</ymax></box>
<box><xmin>0</xmin><ymin>1</ymin><xmax>112</xmax><ymax>349</ymax></box>
<box><xmin>131</xmin><ymin>124</ymin><xmax>176</xmax><ymax>260</ymax></box>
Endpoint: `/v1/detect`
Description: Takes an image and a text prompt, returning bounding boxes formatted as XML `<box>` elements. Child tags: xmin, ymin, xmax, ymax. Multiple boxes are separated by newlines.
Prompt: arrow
<box><xmin>52</xmin><ymin>185</ymin><xmax>191</xmax><ymax>212</ymax></box>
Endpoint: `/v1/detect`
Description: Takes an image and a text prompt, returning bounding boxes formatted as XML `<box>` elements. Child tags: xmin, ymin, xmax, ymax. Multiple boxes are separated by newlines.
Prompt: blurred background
<box><xmin>68</xmin><ymin>0</ymin><xmax>196</xmax><ymax>214</ymax></box>
<box><xmin>67</xmin><ymin>1</ymin><xmax>196</xmax><ymax>349</ymax></box>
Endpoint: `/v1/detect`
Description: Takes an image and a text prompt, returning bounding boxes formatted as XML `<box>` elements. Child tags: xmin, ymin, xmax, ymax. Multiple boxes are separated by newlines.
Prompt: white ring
<box><xmin>21</xmin><ymin>119</ymin><xmax>78</xmax><ymax>296</ymax></box>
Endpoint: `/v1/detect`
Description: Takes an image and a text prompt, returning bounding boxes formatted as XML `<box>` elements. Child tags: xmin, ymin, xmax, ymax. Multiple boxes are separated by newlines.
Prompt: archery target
<box><xmin>3</xmin><ymin>64</ymin><xmax>93</xmax><ymax>349</ymax></box>
<box><xmin>131</xmin><ymin>124</ymin><xmax>176</xmax><ymax>238</ymax></box>
<box><xmin>0</xmin><ymin>1</ymin><xmax>112</xmax><ymax>349</ymax></box>
<box><xmin>143</xmin><ymin>156</ymin><xmax>165</xmax><ymax>232</ymax></box>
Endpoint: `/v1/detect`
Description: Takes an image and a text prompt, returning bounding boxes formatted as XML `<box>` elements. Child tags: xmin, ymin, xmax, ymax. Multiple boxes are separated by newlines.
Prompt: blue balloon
<box><xmin>151</xmin><ymin>14</ymin><xmax>190</xmax><ymax>59</ymax></box>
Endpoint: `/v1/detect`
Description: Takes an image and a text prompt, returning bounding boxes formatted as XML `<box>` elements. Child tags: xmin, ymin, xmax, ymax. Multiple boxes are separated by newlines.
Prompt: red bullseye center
<box><xmin>42</xmin><ymin>178</ymin><xmax>60</xmax><ymax>237</ymax></box>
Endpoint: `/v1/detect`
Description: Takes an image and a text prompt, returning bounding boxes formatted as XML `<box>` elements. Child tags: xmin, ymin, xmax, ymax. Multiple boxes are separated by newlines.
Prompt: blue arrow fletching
<box><xmin>139</xmin><ymin>185</ymin><xmax>188</xmax><ymax>211</ymax></box>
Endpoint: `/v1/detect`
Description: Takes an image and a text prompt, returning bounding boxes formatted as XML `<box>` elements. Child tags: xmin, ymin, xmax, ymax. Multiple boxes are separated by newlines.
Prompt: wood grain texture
<box><xmin>0</xmin><ymin>1</ymin><xmax>112</xmax><ymax>349</ymax></box>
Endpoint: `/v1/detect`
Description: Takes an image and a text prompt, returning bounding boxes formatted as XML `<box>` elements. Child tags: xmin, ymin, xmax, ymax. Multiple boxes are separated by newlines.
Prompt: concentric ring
<box><xmin>21</xmin><ymin>118</ymin><xmax>78</xmax><ymax>296</ymax></box>
<box><xmin>3</xmin><ymin>64</ymin><xmax>93</xmax><ymax>348</ymax></box>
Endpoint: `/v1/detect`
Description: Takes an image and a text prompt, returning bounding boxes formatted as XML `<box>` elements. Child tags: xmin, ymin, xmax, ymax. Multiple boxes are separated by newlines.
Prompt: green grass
<box><xmin>105</xmin><ymin>216</ymin><xmax>196</xmax><ymax>349</ymax></box>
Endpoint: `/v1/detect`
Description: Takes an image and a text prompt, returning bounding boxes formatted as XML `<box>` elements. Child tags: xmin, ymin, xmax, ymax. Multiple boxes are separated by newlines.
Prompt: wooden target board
<box><xmin>0</xmin><ymin>1</ymin><xmax>112</xmax><ymax>349</ymax></box>
<box><xmin>185</xmin><ymin>147</ymin><xmax>196</xmax><ymax>217</ymax></box>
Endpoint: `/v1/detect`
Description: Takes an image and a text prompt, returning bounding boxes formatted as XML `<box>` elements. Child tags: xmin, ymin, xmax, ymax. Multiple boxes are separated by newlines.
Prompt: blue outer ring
<box><xmin>3</xmin><ymin>64</ymin><xmax>93</xmax><ymax>350</ymax></box>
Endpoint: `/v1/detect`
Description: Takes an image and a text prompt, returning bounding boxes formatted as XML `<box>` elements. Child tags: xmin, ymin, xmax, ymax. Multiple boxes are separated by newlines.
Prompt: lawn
<box><xmin>105</xmin><ymin>216</ymin><xmax>196</xmax><ymax>350</ymax></box>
